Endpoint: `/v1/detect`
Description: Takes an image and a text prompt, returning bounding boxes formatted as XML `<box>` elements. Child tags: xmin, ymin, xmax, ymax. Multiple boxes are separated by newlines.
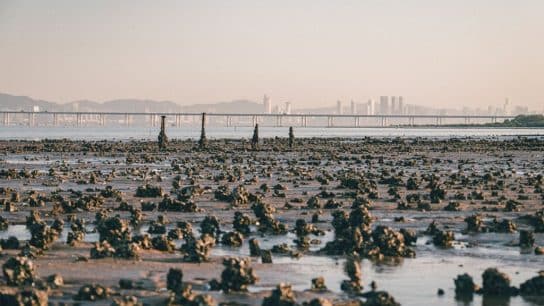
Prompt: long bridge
<box><xmin>0</xmin><ymin>111</ymin><xmax>516</xmax><ymax>128</ymax></box>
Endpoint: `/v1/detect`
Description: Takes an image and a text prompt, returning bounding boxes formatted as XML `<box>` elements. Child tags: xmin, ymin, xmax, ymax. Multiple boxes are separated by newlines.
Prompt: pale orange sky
<box><xmin>0</xmin><ymin>1</ymin><xmax>542</xmax><ymax>110</ymax></box>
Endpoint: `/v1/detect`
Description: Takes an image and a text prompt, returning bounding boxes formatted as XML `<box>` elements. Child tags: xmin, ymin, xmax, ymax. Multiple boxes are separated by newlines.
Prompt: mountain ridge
<box><xmin>0</xmin><ymin>92</ymin><xmax>265</xmax><ymax>114</ymax></box>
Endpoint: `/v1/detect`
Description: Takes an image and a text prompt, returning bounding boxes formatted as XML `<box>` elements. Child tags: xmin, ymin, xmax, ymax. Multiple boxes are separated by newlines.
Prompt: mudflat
<box><xmin>0</xmin><ymin>137</ymin><xmax>543</xmax><ymax>306</ymax></box>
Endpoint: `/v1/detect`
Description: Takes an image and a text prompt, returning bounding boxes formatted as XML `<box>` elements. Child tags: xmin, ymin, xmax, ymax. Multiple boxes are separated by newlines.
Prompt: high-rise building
<box><xmin>357</xmin><ymin>100</ymin><xmax>373</xmax><ymax>115</ymax></box>
<box><xmin>391</xmin><ymin>96</ymin><xmax>397</xmax><ymax>114</ymax></box>
<box><xmin>284</xmin><ymin>101</ymin><xmax>292</xmax><ymax>114</ymax></box>
<box><xmin>379</xmin><ymin>96</ymin><xmax>389</xmax><ymax>115</ymax></box>
<box><xmin>398</xmin><ymin>96</ymin><xmax>404</xmax><ymax>115</ymax></box>
<box><xmin>350</xmin><ymin>100</ymin><xmax>356</xmax><ymax>114</ymax></box>
<box><xmin>263</xmin><ymin>94</ymin><xmax>272</xmax><ymax>114</ymax></box>
<box><xmin>368</xmin><ymin>99</ymin><xmax>374</xmax><ymax>115</ymax></box>
<box><xmin>336</xmin><ymin>100</ymin><xmax>342</xmax><ymax>115</ymax></box>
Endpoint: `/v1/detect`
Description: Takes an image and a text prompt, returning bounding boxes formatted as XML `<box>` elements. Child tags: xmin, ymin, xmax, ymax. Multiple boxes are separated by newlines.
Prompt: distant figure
<box><xmin>288</xmin><ymin>126</ymin><xmax>295</xmax><ymax>148</ymax></box>
<box><xmin>158</xmin><ymin>115</ymin><xmax>168</xmax><ymax>150</ymax></box>
<box><xmin>251</xmin><ymin>124</ymin><xmax>259</xmax><ymax>150</ymax></box>
<box><xmin>199</xmin><ymin>112</ymin><xmax>207</xmax><ymax>148</ymax></box>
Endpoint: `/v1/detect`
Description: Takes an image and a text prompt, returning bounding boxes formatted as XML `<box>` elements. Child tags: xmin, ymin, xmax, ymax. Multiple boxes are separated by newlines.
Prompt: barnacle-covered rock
<box><xmin>135</xmin><ymin>184</ymin><xmax>164</xmax><ymax>198</ymax></box>
<box><xmin>221</xmin><ymin>231</ymin><xmax>244</xmax><ymax>247</ymax></box>
<box><xmin>481</xmin><ymin>268</ymin><xmax>516</xmax><ymax>296</ymax></box>
<box><xmin>200</xmin><ymin>216</ymin><xmax>221</xmax><ymax>239</ymax></box>
<box><xmin>0</xmin><ymin>288</ymin><xmax>48</xmax><ymax>306</ymax></box>
<box><xmin>181</xmin><ymin>234</ymin><xmax>216</xmax><ymax>263</ymax></box>
<box><xmin>432</xmin><ymin>230</ymin><xmax>455</xmax><ymax>248</ymax></box>
<box><xmin>2</xmin><ymin>256</ymin><xmax>36</xmax><ymax>286</ymax></box>
<box><xmin>454</xmin><ymin>273</ymin><xmax>479</xmax><ymax>296</ymax></box>
<box><xmin>519</xmin><ymin>271</ymin><xmax>544</xmax><ymax>296</ymax></box>
<box><xmin>262</xmin><ymin>283</ymin><xmax>297</xmax><ymax>306</ymax></box>
<box><xmin>233</xmin><ymin>212</ymin><xmax>252</xmax><ymax>235</ymax></box>
<box><xmin>219</xmin><ymin>257</ymin><xmax>258</xmax><ymax>293</ymax></box>
<box><xmin>74</xmin><ymin>283</ymin><xmax>111</xmax><ymax>301</ymax></box>
<box><xmin>311</xmin><ymin>276</ymin><xmax>327</xmax><ymax>291</ymax></box>
<box><xmin>360</xmin><ymin>290</ymin><xmax>401</xmax><ymax>306</ymax></box>
<box><xmin>340</xmin><ymin>257</ymin><xmax>362</xmax><ymax>294</ymax></box>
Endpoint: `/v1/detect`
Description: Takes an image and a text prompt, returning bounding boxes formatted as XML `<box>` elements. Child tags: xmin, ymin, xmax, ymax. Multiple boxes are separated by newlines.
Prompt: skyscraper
<box><xmin>263</xmin><ymin>94</ymin><xmax>272</xmax><ymax>114</ymax></box>
<box><xmin>391</xmin><ymin>96</ymin><xmax>397</xmax><ymax>114</ymax></box>
<box><xmin>284</xmin><ymin>101</ymin><xmax>292</xmax><ymax>114</ymax></box>
<box><xmin>336</xmin><ymin>100</ymin><xmax>343</xmax><ymax>115</ymax></box>
<box><xmin>379</xmin><ymin>96</ymin><xmax>389</xmax><ymax>115</ymax></box>
<box><xmin>398</xmin><ymin>96</ymin><xmax>404</xmax><ymax>115</ymax></box>
<box><xmin>350</xmin><ymin>100</ymin><xmax>356</xmax><ymax>114</ymax></box>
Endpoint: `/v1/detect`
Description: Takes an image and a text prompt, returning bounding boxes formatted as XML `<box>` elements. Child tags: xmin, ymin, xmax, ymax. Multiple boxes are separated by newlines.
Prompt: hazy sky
<box><xmin>0</xmin><ymin>1</ymin><xmax>542</xmax><ymax>110</ymax></box>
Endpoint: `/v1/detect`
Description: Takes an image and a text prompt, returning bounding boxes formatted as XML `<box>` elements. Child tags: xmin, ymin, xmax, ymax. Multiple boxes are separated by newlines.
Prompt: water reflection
<box><xmin>482</xmin><ymin>295</ymin><xmax>511</xmax><ymax>306</ymax></box>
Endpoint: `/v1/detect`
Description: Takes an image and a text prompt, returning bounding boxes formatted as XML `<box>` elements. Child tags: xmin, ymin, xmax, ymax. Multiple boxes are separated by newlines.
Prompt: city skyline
<box><xmin>0</xmin><ymin>91</ymin><xmax>537</xmax><ymax>117</ymax></box>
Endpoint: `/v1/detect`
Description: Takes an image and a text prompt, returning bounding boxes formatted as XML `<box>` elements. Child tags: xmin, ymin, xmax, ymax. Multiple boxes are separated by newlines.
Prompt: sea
<box><xmin>0</xmin><ymin>126</ymin><xmax>543</xmax><ymax>141</ymax></box>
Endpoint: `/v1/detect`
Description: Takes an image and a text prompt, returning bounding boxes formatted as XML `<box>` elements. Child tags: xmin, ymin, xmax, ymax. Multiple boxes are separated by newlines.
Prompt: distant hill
<box><xmin>0</xmin><ymin>93</ymin><xmax>58</xmax><ymax>111</ymax></box>
<box><xmin>0</xmin><ymin>92</ymin><xmax>265</xmax><ymax>114</ymax></box>
<box><xmin>491</xmin><ymin>114</ymin><xmax>544</xmax><ymax>127</ymax></box>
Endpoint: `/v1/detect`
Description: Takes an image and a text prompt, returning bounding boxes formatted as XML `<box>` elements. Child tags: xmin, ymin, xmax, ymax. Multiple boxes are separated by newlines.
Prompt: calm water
<box><xmin>0</xmin><ymin>126</ymin><xmax>543</xmax><ymax>140</ymax></box>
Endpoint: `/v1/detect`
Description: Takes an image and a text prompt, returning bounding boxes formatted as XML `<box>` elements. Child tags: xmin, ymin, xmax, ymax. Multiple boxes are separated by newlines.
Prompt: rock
<box><xmin>0</xmin><ymin>288</ymin><xmax>48</xmax><ymax>306</ymax></box>
<box><xmin>372</xmin><ymin>226</ymin><xmax>415</xmax><ymax>257</ymax></box>
<box><xmin>492</xmin><ymin>219</ymin><xmax>517</xmax><ymax>233</ymax></box>
<box><xmin>28</xmin><ymin>221</ymin><xmax>59</xmax><ymax>250</ymax></box>
<box><xmin>306</xmin><ymin>196</ymin><xmax>321</xmax><ymax>209</ymax></box>
<box><xmin>151</xmin><ymin>235</ymin><xmax>175</xmax><ymax>252</ymax></box>
<box><xmin>112</xmin><ymin>295</ymin><xmax>142</xmax><ymax>306</ymax></box>
<box><xmin>230</xmin><ymin>185</ymin><xmax>250</xmax><ymax>206</ymax></box>
<box><xmin>90</xmin><ymin>241</ymin><xmax>116</xmax><ymax>259</ymax></box>
<box><xmin>520</xmin><ymin>230</ymin><xmax>535</xmax><ymax>248</ymax></box>
<box><xmin>166</xmin><ymin>268</ymin><xmax>184</xmax><ymax>294</ymax></box>
<box><xmin>233</xmin><ymin>212</ymin><xmax>252</xmax><ymax>235</ymax></box>
<box><xmin>74</xmin><ymin>283</ymin><xmax>111</xmax><ymax>301</ymax></box>
<box><xmin>302</xmin><ymin>298</ymin><xmax>333</xmax><ymax>306</ymax></box>
<box><xmin>341</xmin><ymin>257</ymin><xmax>362</xmax><ymax>294</ymax></box>
<box><xmin>399</xmin><ymin>228</ymin><xmax>417</xmax><ymax>246</ymax></box>
<box><xmin>135</xmin><ymin>184</ymin><xmax>164</xmax><ymax>198</ymax></box>
<box><xmin>200</xmin><ymin>216</ymin><xmax>221</xmax><ymax>239</ymax></box>
<box><xmin>46</xmin><ymin>273</ymin><xmax>63</xmax><ymax>288</ymax></box>
<box><xmin>311</xmin><ymin>276</ymin><xmax>327</xmax><ymax>291</ymax></box>
<box><xmin>181</xmin><ymin>234</ymin><xmax>216</xmax><ymax>263</ymax></box>
<box><xmin>261</xmin><ymin>250</ymin><xmax>273</xmax><ymax>264</ymax></box>
<box><xmin>252</xmin><ymin>200</ymin><xmax>288</xmax><ymax>234</ymax></box>
<box><xmin>481</xmin><ymin>268</ymin><xmax>516</xmax><ymax>296</ymax></box>
<box><xmin>444</xmin><ymin>201</ymin><xmax>461</xmax><ymax>212</ymax></box>
<box><xmin>221</xmin><ymin>231</ymin><xmax>244</xmax><ymax>247</ymax></box>
<box><xmin>249</xmin><ymin>238</ymin><xmax>261</xmax><ymax>256</ymax></box>
<box><xmin>2</xmin><ymin>256</ymin><xmax>36</xmax><ymax>286</ymax></box>
<box><xmin>0</xmin><ymin>215</ymin><xmax>8</xmax><ymax>230</ymax></box>
<box><xmin>535</xmin><ymin>246</ymin><xmax>544</xmax><ymax>255</ymax></box>
<box><xmin>192</xmin><ymin>294</ymin><xmax>216</xmax><ymax>306</ymax></box>
<box><xmin>454</xmin><ymin>273</ymin><xmax>479</xmax><ymax>296</ymax></box>
<box><xmin>519</xmin><ymin>271</ymin><xmax>544</xmax><ymax>296</ymax></box>
<box><xmin>360</xmin><ymin>290</ymin><xmax>401</xmax><ymax>306</ymax></box>
<box><xmin>1</xmin><ymin>236</ymin><xmax>20</xmax><ymax>249</ymax></box>
<box><xmin>220</xmin><ymin>257</ymin><xmax>258</xmax><ymax>293</ymax></box>
<box><xmin>262</xmin><ymin>283</ymin><xmax>297</xmax><ymax>306</ymax></box>
<box><xmin>432</xmin><ymin>230</ymin><xmax>455</xmax><ymax>248</ymax></box>
<box><xmin>465</xmin><ymin>215</ymin><xmax>485</xmax><ymax>232</ymax></box>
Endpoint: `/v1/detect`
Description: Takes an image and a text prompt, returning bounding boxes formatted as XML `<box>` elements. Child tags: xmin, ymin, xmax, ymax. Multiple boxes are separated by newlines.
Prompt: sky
<box><xmin>0</xmin><ymin>0</ymin><xmax>542</xmax><ymax>110</ymax></box>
